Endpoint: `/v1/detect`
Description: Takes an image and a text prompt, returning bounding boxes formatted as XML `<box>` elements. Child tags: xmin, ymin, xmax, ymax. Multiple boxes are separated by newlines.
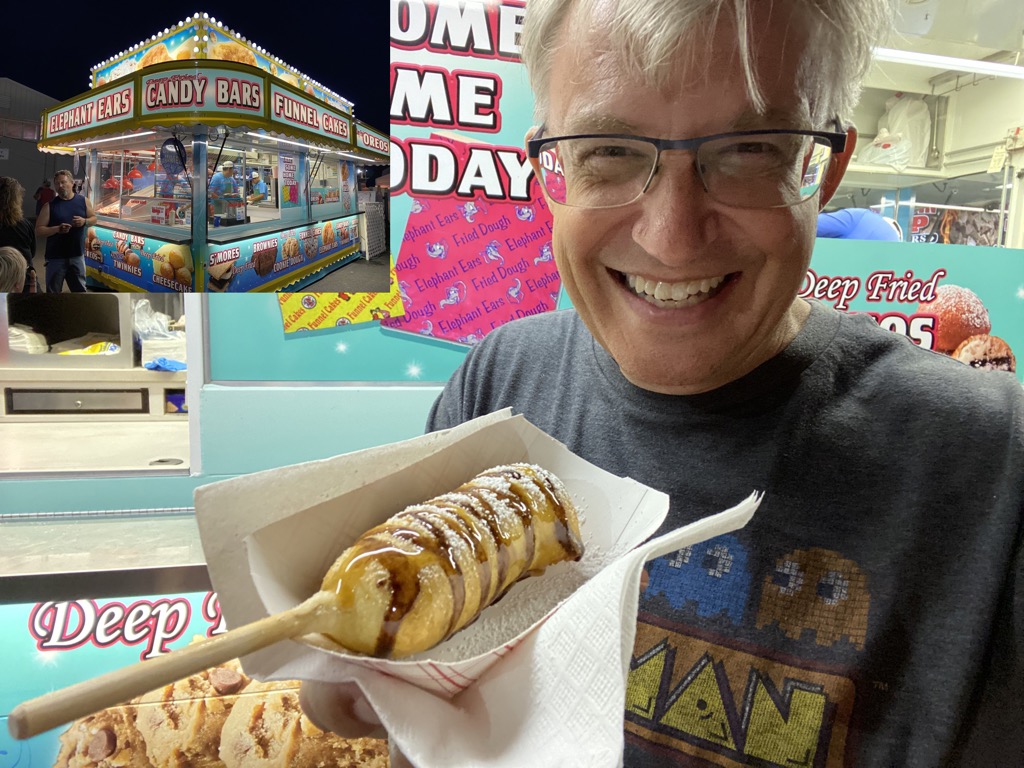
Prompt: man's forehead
<box><xmin>549</xmin><ymin>43</ymin><xmax>812</xmax><ymax>133</ymax></box>
<box><xmin>555</xmin><ymin>106</ymin><xmax>811</xmax><ymax>136</ymax></box>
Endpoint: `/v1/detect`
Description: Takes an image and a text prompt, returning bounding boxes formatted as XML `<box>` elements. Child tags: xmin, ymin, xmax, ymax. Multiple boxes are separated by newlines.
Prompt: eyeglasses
<box><xmin>526</xmin><ymin>127</ymin><xmax>847</xmax><ymax>210</ymax></box>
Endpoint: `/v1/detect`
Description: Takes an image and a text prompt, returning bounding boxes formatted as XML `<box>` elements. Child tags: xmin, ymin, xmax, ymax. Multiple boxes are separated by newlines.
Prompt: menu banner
<box><xmin>278</xmin><ymin>260</ymin><xmax>406</xmax><ymax>332</ymax></box>
<box><xmin>45</xmin><ymin>85</ymin><xmax>135</xmax><ymax>139</ymax></box>
<box><xmin>269</xmin><ymin>84</ymin><xmax>352</xmax><ymax>144</ymax></box>
<box><xmin>279</xmin><ymin>151</ymin><xmax>305</xmax><ymax>208</ymax></box>
<box><xmin>85</xmin><ymin>225</ymin><xmax>195</xmax><ymax>292</ymax></box>
<box><xmin>805</xmin><ymin>240</ymin><xmax>1023</xmax><ymax>382</ymax></box>
<box><xmin>0</xmin><ymin>592</ymin><xmax>221</xmax><ymax>754</ymax></box>
<box><xmin>384</xmin><ymin>132</ymin><xmax>559</xmax><ymax>345</ymax></box>
<box><xmin>141</xmin><ymin>67</ymin><xmax>264</xmax><ymax>117</ymax></box>
<box><xmin>205</xmin><ymin>215</ymin><xmax>360</xmax><ymax>292</ymax></box>
<box><xmin>46</xmin><ymin>64</ymin><xmax>355</xmax><ymax>150</ymax></box>
<box><xmin>389</xmin><ymin>2</ymin><xmax>561</xmax><ymax>346</ymax></box>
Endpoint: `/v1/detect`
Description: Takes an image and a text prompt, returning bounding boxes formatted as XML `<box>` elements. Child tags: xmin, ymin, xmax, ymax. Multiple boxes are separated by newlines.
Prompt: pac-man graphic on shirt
<box><xmin>658</xmin><ymin>652</ymin><xmax>741</xmax><ymax>750</ymax></box>
<box><xmin>755</xmin><ymin>547</ymin><xmax>869</xmax><ymax>650</ymax></box>
<box><xmin>626</xmin><ymin>623</ymin><xmax>857</xmax><ymax>767</ymax></box>
<box><xmin>644</xmin><ymin>535</ymin><xmax>752</xmax><ymax>624</ymax></box>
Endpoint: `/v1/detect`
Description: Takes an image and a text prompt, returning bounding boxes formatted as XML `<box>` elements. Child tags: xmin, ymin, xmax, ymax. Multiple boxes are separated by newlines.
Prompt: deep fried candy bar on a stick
<box><xmin>320</xmin><ymin>463</ymin><xmax>584</xmax><ymax>658</ymax></box>
<box><xmin>10</xmin><ymin>464</ymin><xmax>584</xmax><ymax>739</ymax></box>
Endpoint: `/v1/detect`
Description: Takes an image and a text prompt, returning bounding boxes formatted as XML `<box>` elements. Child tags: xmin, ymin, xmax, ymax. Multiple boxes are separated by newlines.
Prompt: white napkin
<box><xmin>300</xmin><ymin>495</ymin><xmax>760</xmax><ymax>768</ymax></box>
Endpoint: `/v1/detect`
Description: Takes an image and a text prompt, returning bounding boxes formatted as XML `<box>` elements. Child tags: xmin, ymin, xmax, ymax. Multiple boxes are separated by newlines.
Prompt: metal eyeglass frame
<box><xmin>526</xmin><ymin>125</ymin><xmax>848</xmax><ymax>209</ymax></box>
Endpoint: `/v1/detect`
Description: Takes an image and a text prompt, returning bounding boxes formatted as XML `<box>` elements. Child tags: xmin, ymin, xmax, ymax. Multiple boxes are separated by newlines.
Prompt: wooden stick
<box><xmin>8</xmin><ymin>591</ymin><xmax>336</xmax><ymax>741</ymax></box>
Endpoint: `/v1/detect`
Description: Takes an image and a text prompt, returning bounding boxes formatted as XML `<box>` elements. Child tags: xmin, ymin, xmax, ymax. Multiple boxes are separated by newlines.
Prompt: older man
<box><xmin>35</xmin><ymin>169</ymin><xmax>95</xmax><ymax>292</ymax></box>
<box><xmin>306</xmin><ymin>0</ymin><xmax>1023</xmax><ymax>764</ymax></box>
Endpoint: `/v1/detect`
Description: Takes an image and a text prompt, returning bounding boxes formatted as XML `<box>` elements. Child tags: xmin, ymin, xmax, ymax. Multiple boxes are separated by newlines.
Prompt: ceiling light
<box><xmin>245</xmin><ymin>131</ymin><xmax>323</xmax><ymax>151</ymax></box>
<box><xmin>873</xmin><ymin>47</ymin><xmax>1024</xmax><ymax>80</ymax></box>
<box><xmin>69</xmin><ymin>131</ymin><xmax>157</xmax><ymax>148</ymax></box>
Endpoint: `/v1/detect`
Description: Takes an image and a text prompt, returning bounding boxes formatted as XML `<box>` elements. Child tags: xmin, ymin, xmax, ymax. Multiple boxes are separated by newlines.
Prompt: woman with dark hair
<box><xmin>0</xmin><ymin>176</ymin><xmax>38</xmax><ymax>293</ymax></box>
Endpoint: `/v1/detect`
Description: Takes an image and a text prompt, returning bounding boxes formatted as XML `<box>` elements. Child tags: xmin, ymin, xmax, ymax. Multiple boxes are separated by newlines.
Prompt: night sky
<box><xmin>6</xmin><ymin>1</ymin><xmax>388</xmax><ymax>132</ymax></box>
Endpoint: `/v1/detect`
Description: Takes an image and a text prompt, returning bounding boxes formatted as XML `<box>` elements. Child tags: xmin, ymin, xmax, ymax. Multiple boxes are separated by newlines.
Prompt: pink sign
<box><xmin>384</xmin><ymin>136</ymin><xmax>560</xmax><ymax>345</ymax></box>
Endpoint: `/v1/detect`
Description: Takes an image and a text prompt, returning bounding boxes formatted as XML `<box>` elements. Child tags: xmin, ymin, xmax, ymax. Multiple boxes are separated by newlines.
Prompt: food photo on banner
<box><xmin>800</xmin><ymin>239</ymin><xmax>1022</xmax><ymax>377</ymax></box>
<box><xmin>388</xmin><ymin>0</ymin><xmax>1024</xmax><ymax>378</ymax></box>
<box><xmin>0</xmin><ymin>592</ymin><xmax>389</xmax><ymax>766</ymax></box>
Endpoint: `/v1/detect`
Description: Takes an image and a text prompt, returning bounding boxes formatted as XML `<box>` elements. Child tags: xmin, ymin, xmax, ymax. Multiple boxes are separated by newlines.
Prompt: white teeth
<box><xmin>625</xmin><ymin>272</ymin><xmax>726</xmax><ymax>307</ymax></box>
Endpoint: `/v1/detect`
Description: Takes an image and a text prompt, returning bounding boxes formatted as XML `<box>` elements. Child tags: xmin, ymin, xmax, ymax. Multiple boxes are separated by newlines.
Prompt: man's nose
<box><xmin>630</xmin><ymin>153</ymin><xmax>718</xmax><ymax>264</ymax></box>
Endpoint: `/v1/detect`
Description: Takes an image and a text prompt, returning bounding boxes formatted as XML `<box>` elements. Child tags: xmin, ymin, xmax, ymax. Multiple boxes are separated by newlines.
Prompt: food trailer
<box><xmin>36</xmin><ymin>12</ymin><xmax>390</xmax><ymax>292</ymax></box>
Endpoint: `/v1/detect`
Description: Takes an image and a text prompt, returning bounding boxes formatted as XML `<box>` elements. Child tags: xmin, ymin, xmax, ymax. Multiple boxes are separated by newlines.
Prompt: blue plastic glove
<box><xmin>144</xmin><ymin>357</ymin><xmax>186</xmax><ymax>372</ymax></box>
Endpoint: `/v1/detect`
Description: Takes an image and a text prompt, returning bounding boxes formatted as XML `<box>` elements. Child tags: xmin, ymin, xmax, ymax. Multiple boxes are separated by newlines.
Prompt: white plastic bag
<box><xmin>133</xmin><ymin>298</ymin><xmax>180</xmax><ymax>340</ymax></box>
<box><xmin>858</xmin><ymin>128</ymin><xmax>913</xmax><ymax>171</ymax></box>
<box><xmin>877</xmin><ymin>93</ymin><xmax>932</xmax><ymax>167</ymax></box>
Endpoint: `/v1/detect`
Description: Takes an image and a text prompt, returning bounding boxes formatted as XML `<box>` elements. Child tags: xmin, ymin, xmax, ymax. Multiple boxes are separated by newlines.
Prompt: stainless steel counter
<box><xmin>0</xmin><ymin>509</ymin><xmax>210</xmax><ymax>602</ymax></box>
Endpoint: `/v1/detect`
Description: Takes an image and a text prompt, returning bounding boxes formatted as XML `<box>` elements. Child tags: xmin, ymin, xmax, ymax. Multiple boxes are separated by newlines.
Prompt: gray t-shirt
<box><xmin>427</xmin><ymin>301</ymin><xmax>1024</xmax><ymax>767</ymax></box>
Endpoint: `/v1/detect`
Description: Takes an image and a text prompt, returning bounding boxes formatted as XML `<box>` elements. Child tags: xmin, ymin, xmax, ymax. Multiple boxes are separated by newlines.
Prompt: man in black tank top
<box><xmin>35</xmin><ymin>169</ymin><xmax>95</xmax><ymax>292</ymax></box>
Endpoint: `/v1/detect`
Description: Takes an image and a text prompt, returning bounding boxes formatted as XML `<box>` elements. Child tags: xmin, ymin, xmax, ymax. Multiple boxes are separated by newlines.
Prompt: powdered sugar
<box><xmin>921</xmin><ymin>284</ymin><xmax>991</xmax><ymax>350</ymax></box>
<box><xmin>350</xmin><ymin>464</ymin><xmax>596</xmax><ymax>664</ymax></box>
<box><xmin>402</xmin><ymin>534</ymin><xmax>610</xmax><ymax>665</ymax></box>
<box><xmin>931</xmin><ymin>285</ymin><xmax>990</xmax><ymax>328</ymax></box>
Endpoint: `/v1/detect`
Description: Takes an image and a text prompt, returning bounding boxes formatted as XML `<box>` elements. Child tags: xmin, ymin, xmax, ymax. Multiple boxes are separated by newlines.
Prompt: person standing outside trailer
<box><xmin>0</xmin><ymin>176</ymin><xmax>38</xmax><ymax>292</ymax></box>
<box><xmin>33</xmin><ymin>180</ymin><xmax>55</xmax><ymax>218</ymax></box>
<box><xmin>35</xmin><ymin>169</ymin><xmax>95</xmax><ymax>292</ymax></box>
<box><xmin>0</xmin><ymin>246</ymin><xmax>28</xmax><ymax>292</ymax></box>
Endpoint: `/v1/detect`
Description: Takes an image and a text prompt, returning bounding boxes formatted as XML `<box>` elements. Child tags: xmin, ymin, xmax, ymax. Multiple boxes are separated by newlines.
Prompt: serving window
<box><xmin>204</xmin><ymin>136</ymin><xmax>316</xmax><ymax>235</ymax></box>
<box><xmin>310</xmin><ymin>157</ymin><xmax>360</xmax><ymax>221</ymax></box>
<box><xmin>83</xmin><ymin>127</ymin><xmax>365</xmax><ymax>248</ymax></box>
<box><xmin>94</xmin><ymin>139</ymin><xmax>195</xmax><ymax>231</ymax></box>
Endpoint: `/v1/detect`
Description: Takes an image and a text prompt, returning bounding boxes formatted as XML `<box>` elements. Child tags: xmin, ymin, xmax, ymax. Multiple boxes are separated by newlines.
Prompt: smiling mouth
<box><xmin>620</xmin><ymin>271</ymin><xmax>737</xmax><ymax>308</ymax></box>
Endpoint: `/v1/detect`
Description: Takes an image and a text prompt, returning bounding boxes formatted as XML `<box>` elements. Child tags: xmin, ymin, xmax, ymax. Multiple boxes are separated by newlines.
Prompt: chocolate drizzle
<box><xmin>325</xmin><ymin>463</ymin><xmax>584</xmax><ymax>658</ymax></box>
<box><xmin>538</xmin><ymin>472</ymin><xmax>584</xmax><ymax>559</ymax></box>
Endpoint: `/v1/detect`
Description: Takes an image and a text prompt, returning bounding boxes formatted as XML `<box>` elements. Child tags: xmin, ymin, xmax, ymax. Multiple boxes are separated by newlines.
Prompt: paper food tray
<box><xmin>194</xmin><ymin>410</ymin><xmax>749</xmax><ymax>698</ymax></box>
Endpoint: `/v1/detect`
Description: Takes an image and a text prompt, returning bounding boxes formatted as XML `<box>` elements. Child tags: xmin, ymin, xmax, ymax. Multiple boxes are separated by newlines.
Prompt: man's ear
<box><xmin>819</xmin><ymin>126</ymin><xmax>857</xmax><ymax>210</ymax></box>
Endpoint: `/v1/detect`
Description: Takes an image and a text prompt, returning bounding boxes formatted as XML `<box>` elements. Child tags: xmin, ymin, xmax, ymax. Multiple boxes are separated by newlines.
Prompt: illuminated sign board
<box><xmin>356</xmin><ymin>124</ymin><xmax>389</xmax><ymax>155</ymax></box>
<box><xmin>141</xmin><ymin>68</ymin><xmax>264</xmax><ymax>116</ymax></box>
<box><xmin>269</xmin><ymin>84</ymin><xmax>351</xmax><ymax>144</ymax></box>
<box><xmin>45</xmin><ymin>86</ymin><xmax>135</xmax><ymax>139</ymax></box>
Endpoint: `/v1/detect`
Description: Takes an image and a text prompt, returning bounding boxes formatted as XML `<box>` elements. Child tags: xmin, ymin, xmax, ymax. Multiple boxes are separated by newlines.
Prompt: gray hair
<box><xmin>0</xmin><ymin>246</ymin><xmax>27</xmax><ymax>293</ymax></box>
<box><xmin>521</xmin><ymin>0</ymin><xmax>895</xmax><ymax>127</ymax></box>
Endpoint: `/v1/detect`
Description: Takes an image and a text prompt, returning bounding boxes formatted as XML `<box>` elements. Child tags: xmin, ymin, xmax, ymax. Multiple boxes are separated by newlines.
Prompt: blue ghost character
<box><xmin>644</xmin><ymin>534</ymin><xmax>752</xmax><ymax>624</ymax></box>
